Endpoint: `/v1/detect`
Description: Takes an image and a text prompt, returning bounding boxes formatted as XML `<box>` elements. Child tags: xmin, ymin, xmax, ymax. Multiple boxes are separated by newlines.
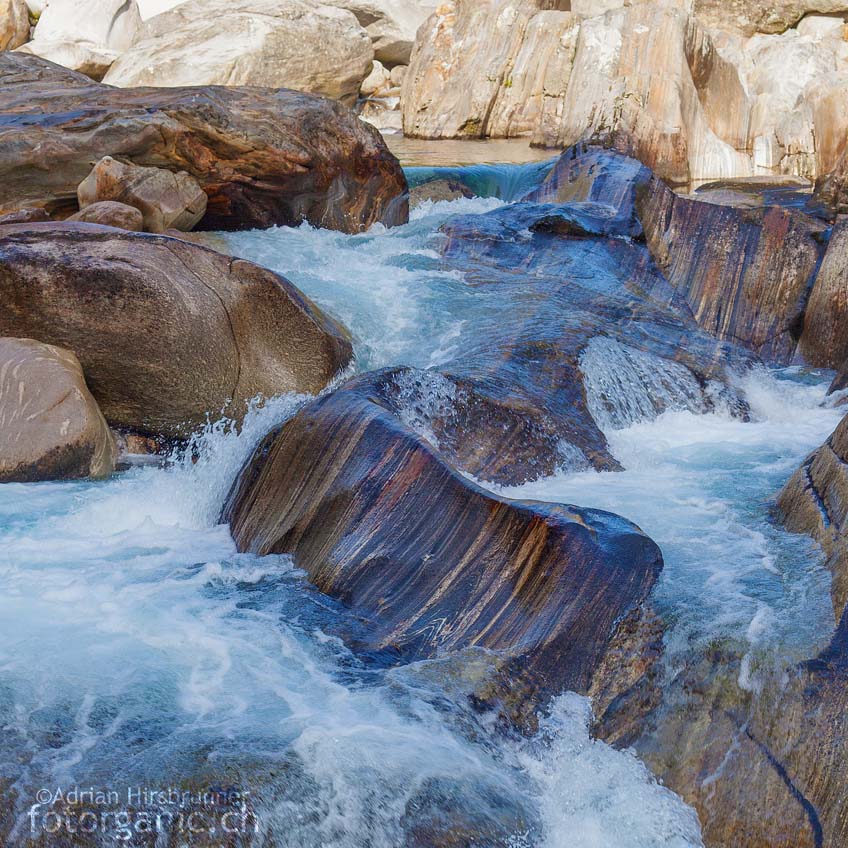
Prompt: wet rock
<box><xmin>223</xmin><ymin>370</ymin><xmax>664</xmax><ymax>710</ymax></box>
<box><xmin>67</xmin><ymin>199</ymin><xmax>144</xmax><ymax>231</ymax></box>
<box><xmin>0</xmin><ymin>223</ymin><xmax>353</xmax><ymax>439</ymax></box>
<box><xmin>77</xmin><ymin>157</ymin><xmax>207</xmax><ymax>233</ymax></box>
<box><xmin>0</xmin><ymin>53</ymin><xmax>408</xmax><ymax>232</ymax></box>
<box><xmin>103</xmin><ymin>0</ymin><xmax>373</xmax><ymax>105</ymax></box>
<box><xmin>0</xmin><ymin>0</ymin><xmax>29</xmax><ymax>51</ymax></box>
<box><xmin>408</xmin><ymin>178</ymin><xmax>474</xmax><ymax>207</ymax></box>
<box><xmin>0</xmin><ymin>337</ymin><xmax>116</xmax><ymax>482</ymax></box>
<box><xmin>531</xmin><ymin>145</ymin><xmax>828</xmax><ymax>363</ymax></box>
<box><xmin>777</xmin><ymin>413</ymin><xmax>848</xmax><ymax>619</ymax></box>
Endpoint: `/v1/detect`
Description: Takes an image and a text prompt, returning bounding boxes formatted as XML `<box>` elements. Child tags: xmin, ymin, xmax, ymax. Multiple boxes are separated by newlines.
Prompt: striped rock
<box><xmin>223</xmin><ymin>370</ymin><xmax>664</xmax><ymax>714</ymax></box>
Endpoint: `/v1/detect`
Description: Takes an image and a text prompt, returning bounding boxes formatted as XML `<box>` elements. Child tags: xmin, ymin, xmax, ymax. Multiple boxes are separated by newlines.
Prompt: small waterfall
<box><xmin>581</xmin><ymin>337</ymin><xmax>710</xmax><ymax>433</ymax></box>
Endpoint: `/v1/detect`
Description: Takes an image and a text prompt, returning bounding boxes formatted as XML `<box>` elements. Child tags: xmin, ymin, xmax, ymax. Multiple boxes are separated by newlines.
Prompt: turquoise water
<box><xmin>1</xmin><ymin>182</ymin><xmax>841</xmax><ymax>846</ymax></box>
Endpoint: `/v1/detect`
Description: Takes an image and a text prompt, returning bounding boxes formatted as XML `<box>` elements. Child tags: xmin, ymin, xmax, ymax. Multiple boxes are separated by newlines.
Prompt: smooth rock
<box><xmin>136</xmin><ymin>0</ymin><xmax>185</xmax><ymax>18</ymax></box>
<box><xmin>67</xmin><ymin>200</ymin><xmax>144</xmax><ymax>231</ymax></box>
<box><xmin>77</xmin><ymin>157</ymin><xmax>207</xmax><ymax>233</ymax></box>
<box><xmin>32</xmin><ymin>0</ymin><xmax>141</xmax><ymax>51</ymax></box>
<box><xmin>14</xmin><ymin>40</ymin><xmax>117</xmax><ymax>79</ymax></box>
<box><xmin>0</xmin><ymin>224</ymin><xmax>353</xmax><ymax>438</ymax></box>
<box><xmin>531</xmin><ymin>146</ymin><xmax>827</xmax><ymax>363</ymax></box>
<box><xmin>0</xmin><ymin>53</ymin><xmax>408</xmax><ymax>232</ymax></box>
<box><xmin>0</xmin><ymin>0</ymin><xmax>29</xmax><ymax>51</ymax></box>
<box><xmin>360</xmin><ymin>58</ymin><xmax>390</xmax><ymax>96</ymax></box>
<box><xmin>0</xmin><ymin>337</ymin><xmax>116</xmax><ymax>482</ymax></box>
<box><xmin>322</xmin><ymin>0</ymin><xmax>439</xmax><ymax>65</ymax></box>
<box><xmin>777</xmin><ymin>413</ymin><xmax>848</xmax><ymax>619</ymax></box>
<box><xmin>103</xmin><ymin>0</ymin><xmax>373</xmax><ymax>105</ymax></box>
<box><xmin>223</xmin><ymin>369</ymin><xmax>664</xmax><ymax>712</ymax></box>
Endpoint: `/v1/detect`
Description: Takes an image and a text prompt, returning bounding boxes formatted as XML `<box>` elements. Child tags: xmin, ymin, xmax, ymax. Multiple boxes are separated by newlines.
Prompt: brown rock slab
<box><xmin>67</xmin><ymin>199</ymin><xmax>144</xmax><ymax>231</ymax></box>
<box><xmin>0</xmin><ymin>337</ymin><xmax>116</xmax><ymax>482</ymax></box>
<box><xmin>0</xmin><ymin>52</ymin><xmax>408</xmax><ymax>232</ymax></box>
<box><xmin>0</xmin><ymin>223</ymin><xmax>353</xmax><ymax>439</ymax></box>
<box><xmin>77</xmin><ymin>157</ymin><xmax>206</xmax><ymax>233</ymax></box>
<box><xmin>223</xmin><ymin>370</ymin><xmax>664</xmax><ymax>710</ymax></box>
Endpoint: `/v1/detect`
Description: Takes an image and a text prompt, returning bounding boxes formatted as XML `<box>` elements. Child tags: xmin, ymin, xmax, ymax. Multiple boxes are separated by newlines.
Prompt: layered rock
<box><xmin>0</xmin><ymin>224</ymin><xmax>353</xmax><ymax>439</ymax></box>
<box><xmin>777</xmin><ymin>414</ymin><xmax>848</xmax><ymax>619</ymax></box>
<box><xmin>77</xmin><ymin>157</ymin><xmax>207</xmax><ymax>233</ymax></box>
<box><xmin>531</xmin><ymin>146</ymin><xmax>827</xmax><ymax>363</ymax></box>
<box><xmin>102</xmin><ymin>0</ymin><xmax>373</xmax><ymax>104</ymax></box>
<box><xmin>798</xmin><ymin>218</ymin><xmax>848</xmax><ymax>374</ymax></box>
<box><xmin>0</xmin><ymin>53</ymin><xmax>408</xmax><ymax>231</ymax></box>
<box><xmin>223</xmin><ymin>371</ymin><xmax>663</xmax><ymax>710</ymax></box>
<box><xmin>0</xmin><ymin>0</ymin><xmax>29</xmax><ymax>51</ymax></box>
<box><xmin>0</xmin><ymin>337</ymin><xmax>116</xmax><ymax>482</ymax></box>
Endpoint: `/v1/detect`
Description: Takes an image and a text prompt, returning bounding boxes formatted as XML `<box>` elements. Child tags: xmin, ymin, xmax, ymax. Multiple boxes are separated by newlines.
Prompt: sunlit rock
<box><xmin>0</xmin><ymin>223</ymin><xmax>353</xmax><ymax>439</ymax></box>
<box><xmin>102</xmin><ymin>0</ymin><xmax>373</xmax><ymax>105</ymax></box>
<box><xmin>0</xmin><ymin>53</ymin><xmax>408</xmax><ymax>232</ymax></box>
<box><xmin>0</xmin><ymin>337</ymin><xmax>116</xmax><ymax>482</ymax></box>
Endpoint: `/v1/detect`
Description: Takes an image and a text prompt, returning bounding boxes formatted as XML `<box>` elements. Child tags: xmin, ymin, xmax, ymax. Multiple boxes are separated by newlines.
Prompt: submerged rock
<box><xmin>0</xmin><ymin>53</ymin><xmax>408</xmax><ymax>232</ymax></box>
<box><xmin>0</xmin><ymin>337</ymin><xmax>116</xmax><ymax>482</ymax></box>
<box><xmin>223</xmin><ymin>371</ymin><xmax>663</xmax><ymax>713</ymax></box>
<box><xmin>0</xmin><ymin>224</ymin><xmax>353</xmax><ymax>439</ymax></box>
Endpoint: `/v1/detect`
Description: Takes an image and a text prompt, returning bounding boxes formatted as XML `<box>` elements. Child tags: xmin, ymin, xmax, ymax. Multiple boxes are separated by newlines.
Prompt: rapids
<box><xmin>1</xmin><ymin>173</ymin><xmax>841</xmax><ymax>847</ymax></box>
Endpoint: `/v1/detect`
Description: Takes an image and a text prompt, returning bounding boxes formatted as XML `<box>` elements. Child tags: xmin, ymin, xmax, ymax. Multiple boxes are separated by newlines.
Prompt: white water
<box><xmin>2</xmin><ymin>192</ymin><xmax>840</xmax><ymax>847</ymax></box>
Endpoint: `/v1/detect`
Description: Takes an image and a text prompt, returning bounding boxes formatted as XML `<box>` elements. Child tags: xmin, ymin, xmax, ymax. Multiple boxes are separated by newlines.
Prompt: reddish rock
<box><xmin>67</xmin><ymin>200</ymin><xmax>144</xmax><ymax>231</ymax></box>
<box><xmin>0</xmin><ymin>52</ymin><xmax>408</xmax><ymax>232</ymax></box>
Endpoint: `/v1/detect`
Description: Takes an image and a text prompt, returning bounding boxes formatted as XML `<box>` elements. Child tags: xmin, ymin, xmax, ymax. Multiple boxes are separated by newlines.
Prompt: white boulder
<box><xmin>32</xmin><ymin>0</ymin><xmax>141</xmax><ymax>51</ymax></box>
<box><xmin>102</xmin><ymin>0</ymin><xmax>373</xmax><ymax>105</ymax></box>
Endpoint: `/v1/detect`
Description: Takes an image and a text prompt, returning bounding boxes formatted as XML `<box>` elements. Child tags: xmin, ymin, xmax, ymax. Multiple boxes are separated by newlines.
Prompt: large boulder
<box><xmin>777</xmin><ymin>414</ymin><xmax>848</xmax><ymax>619</ymax></box>
<box><xmin>0</xmin><ymin>224</ymin><xmax>353</xmax><ymax>439</ymax></box>
<box><xmin>223</xmin><ymin>370</ymin><xmax>664</xmax><ymax>712</ymax></box>
<box><xmin>77</xmin><ymin>157</ymin><xmax>207</xmax><ymax>233</ymax></box>
<box><xmin>531</xmin><ymin>146</ymin><xmax>828</xmax><ymax>363</ymax></box>
<box><xmin>31</xmin><ymin>0</ymin><xmax>141</xmax><ymax>50</ymax></box>
<box><xmin>0</xmin><ymin>0</ymin><xmax>29</xmax><ymax>51</ymax></box>
<box><xmin>322</xmin><ymin>0</ymin><xmax>439</xmax><ymax>66</ymax></box>
<box><xmin>0</xmin><ymin>337</ymin><xmax>116</xmax><ymax>482</ymax></box>
<box><xmin>102</xmin><ymin>0</ymin><xmax>373</xmax><ymax>105</ymax></box>
<box><xmin>0</xmin><ymin>53</ymin><xmax>408</xmax><ymax>231</ymax></box>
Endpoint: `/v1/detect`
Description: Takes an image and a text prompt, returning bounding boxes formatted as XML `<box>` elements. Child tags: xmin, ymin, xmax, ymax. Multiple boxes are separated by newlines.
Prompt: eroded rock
<box><xmin>0</xmin><ymin>0</ymin><xmax>29</xmax><ymax>51</ymax></box>
<box><xmin>223</xmin><ymin>370</ymin><xmax>664</xmax><ymax>711</ymax></box>
<box><xmin>0</xmin><ymin>337</ymin><xmax>116</xmax><ymax>482</ymax></box>
<box><xmin>77</xmin><ymin>157</ymin><xmax>207</xmax><ymax>233</ymax></box>
<box><xmin>0</xmin><ymin>224</ymin><xmax>353</xmax><ymax>438</ymax></box>
<box><xmin>0</xmin><ymin>53</ymin><xmax>408</xmax><ymax>232</ymax></box>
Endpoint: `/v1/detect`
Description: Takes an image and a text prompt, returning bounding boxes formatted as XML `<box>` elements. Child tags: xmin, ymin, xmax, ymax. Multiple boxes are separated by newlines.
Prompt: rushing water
<box><xmin>1</xmin><ymin>177</ymin><xmax>842</xmax><ymax>847</ymax></box>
